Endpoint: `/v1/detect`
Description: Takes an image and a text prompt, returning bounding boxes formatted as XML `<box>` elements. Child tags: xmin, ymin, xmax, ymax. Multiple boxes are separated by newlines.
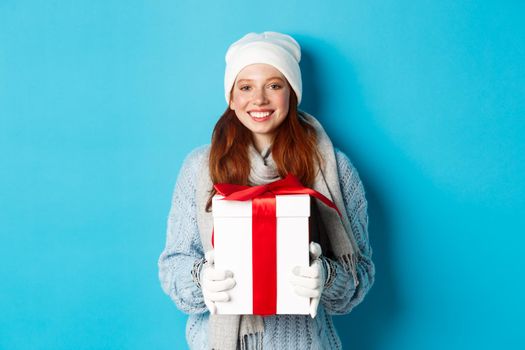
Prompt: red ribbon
<box><xmin>212</xmin><ymin>174</ymin><xmax>341</xmax><ymax>315</ymax></box>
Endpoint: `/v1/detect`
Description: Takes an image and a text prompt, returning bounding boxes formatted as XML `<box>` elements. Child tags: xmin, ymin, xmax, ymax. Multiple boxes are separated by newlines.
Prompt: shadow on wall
<box><xmin>296</xmin><ymin>35</ymin><xmax>402</xmax><ymax>350</ymax></box>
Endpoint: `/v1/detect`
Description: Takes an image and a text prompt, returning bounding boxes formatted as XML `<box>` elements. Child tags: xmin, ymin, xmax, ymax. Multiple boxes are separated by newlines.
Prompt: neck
<box><xmin>252</xmin><ymin>134</ymin><xmax>273</xmax><ymax>154</ymax></box>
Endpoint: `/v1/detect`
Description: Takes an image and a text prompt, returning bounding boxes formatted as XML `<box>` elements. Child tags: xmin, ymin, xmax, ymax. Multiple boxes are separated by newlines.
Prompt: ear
<box><xmin>229</xmin><ymin>99</ymin><xmax>235</xmax><ymax>111</ymax></box>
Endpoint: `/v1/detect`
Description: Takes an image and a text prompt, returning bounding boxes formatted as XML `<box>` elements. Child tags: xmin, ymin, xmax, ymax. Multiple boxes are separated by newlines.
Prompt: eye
<box><xmin>269</xmin><ymin>83</ymin><xmax>282</xmax><ymax>89</ymax></box>
<box><xmin>239</xmin><ymin>85</ymin><xmax>251</xmax><ymax>91</ymax></box>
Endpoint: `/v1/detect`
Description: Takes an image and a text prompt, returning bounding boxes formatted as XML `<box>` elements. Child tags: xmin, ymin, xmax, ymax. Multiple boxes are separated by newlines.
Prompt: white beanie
<box><xmin>224</xmin><ymin>31</ymin><xmax>302</xmax><ymax>106</ymax></box>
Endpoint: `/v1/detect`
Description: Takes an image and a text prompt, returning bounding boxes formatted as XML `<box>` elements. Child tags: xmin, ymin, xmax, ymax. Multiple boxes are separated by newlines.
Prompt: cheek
<box><xmin>277</xmin><ymin>95</ymin><xmax>290</xmax><ymax>112</ymax></box>
<box><xmin>277</xmin><ymin>90</ymin><xmax>290</xmax><ymax>108</ymax></box>
<box><xmin>232</xmin><ymin>95</ymin><xmax>249</xmax><ymax>110</ymax></box>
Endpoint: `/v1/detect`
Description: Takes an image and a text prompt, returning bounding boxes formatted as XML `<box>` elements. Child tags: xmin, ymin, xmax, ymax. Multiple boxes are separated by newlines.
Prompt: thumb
<box><xmin>204</xmin><ymin>298</ymin><xmax>217</xmax><ymax>315</ymax></box>
<box><xmin>309</xmin><ymin>242</ymin><xmax>322</xmax><ymax>260</ymax></box>
<box><xmin>310</xmin><ymin>297</ymin><xmax>320</xmax><ymax>318</ymax></box>
<box><xmin>205</xmin><ymin>250</ymin><xmax>215</xmax><ymax>265</ymax></box>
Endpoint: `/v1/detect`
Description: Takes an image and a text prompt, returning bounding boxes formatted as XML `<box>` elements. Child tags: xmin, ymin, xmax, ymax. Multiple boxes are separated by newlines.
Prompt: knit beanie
<box><xmin>224</xmin><ymin>31</ymin><xmax>303</xmax><ymax>106</ymax></box>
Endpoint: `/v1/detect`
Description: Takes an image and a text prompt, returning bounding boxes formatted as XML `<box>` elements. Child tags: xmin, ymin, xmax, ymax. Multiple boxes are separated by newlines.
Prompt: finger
<box><xmin>292</xmin><ymin>265</ymin><xmax>319</xmax><ymax>279</ymax></box>
<box><xmin>204</xmin><ymin>269</ymin><xmax>234</xmax><ymax>281</ymax></box>
<box><xmin>310</xmin><ymin>297</ymin><xmax>320</xmax><ymax>318</ymax></box>
<box><xmin>309</xmin><ymin>242</ymin><xmax>322</xmax><ymax>259</ymax></box>
<box><xmin>208</xmin><ymin>291</ymin><xmax>230</xmax><ymax>302</ymax></box>
<box><xmin>207</xmin><ymin>278</ymin><xmax>236</xmax><ymax>292</ymax></box>
<box><xmin>290</xmin><ymin>273</ymin><xmax>321</xmax><ymax>289</ymax></box>
<box><xmin>294</xmin><ymin>286</ymin><xmax>321</xmax><ymax>298</ymax></box>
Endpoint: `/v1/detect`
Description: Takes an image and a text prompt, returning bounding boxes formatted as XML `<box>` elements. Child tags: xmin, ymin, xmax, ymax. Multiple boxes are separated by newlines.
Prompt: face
<box><xmin>229</xmin><ymin>63</ymin><xmax>291</xmax><ymax>148</ymax></box>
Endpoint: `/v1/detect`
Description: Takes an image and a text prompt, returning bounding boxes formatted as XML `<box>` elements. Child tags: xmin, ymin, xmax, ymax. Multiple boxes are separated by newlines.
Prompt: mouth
<box><xmin>248</xmin><ymin>110</ymin><xmax>274</xmax><ymax>122</ymax></box>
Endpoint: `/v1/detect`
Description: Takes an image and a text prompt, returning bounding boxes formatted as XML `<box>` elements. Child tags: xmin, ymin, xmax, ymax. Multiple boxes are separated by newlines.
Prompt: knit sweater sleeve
<box><xmin>320</xmin><ymin>148</ymin><xmax>375</xmax><ymax>315</ymax></box>
<box><xmin>158</xmin><ymin>146</ymin><xmax>208</xmax><ymax>314</ymax></box>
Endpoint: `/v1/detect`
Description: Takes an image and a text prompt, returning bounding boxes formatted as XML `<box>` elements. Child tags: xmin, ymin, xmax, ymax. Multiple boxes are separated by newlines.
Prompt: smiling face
<box><xmin>229</xmin><ymin>63</ymin><xmax>291</xmax><ymax>152</ymax></box>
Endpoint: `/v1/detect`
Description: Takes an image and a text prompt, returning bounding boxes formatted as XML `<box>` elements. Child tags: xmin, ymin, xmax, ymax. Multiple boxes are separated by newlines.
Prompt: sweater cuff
<box><xmin>320</xmin><ymin>256</ymin><xmax>356</xmax><ymax>301</ymax></box>
<box><xmin>191</xmin><ymin>256</ymin><xmax>207</xmax><ymax>289</ymax></box>
<box><xmin>320</xmin><ymin>256</ymin><xmax>337</xmax><ymax>289</ymax></box>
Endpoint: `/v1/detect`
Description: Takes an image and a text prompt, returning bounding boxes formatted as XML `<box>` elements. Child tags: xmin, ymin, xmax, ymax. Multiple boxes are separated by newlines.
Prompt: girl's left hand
<box><xmin>290</xmin><ymin>242</ymin><xmax>325</xmax><ymax>318</ymax></box>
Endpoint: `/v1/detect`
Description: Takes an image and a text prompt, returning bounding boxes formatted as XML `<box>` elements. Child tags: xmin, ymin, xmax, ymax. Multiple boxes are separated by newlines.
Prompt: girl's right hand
<box><xmin>200</xmin><ymin>250</ymin><xmax>236</xmax><ymax>315</ymax></box>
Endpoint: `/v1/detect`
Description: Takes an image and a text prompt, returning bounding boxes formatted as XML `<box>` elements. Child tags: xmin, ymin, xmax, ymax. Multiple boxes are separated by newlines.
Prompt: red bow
<box><xmin>214</xmin><ymin>174</ymin><xmax>341</xmax><ymax>217</ymax></box>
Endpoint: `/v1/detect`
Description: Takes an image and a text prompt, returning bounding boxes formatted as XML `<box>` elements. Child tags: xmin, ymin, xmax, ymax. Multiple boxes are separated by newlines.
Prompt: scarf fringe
<box><xmin>240</xmin><ymin>332</ymin><xmax>263</xmax><ymax>350</ymax></box>
<box><xmin>338</xmin><ymin>253</ymin><xmax>360</xmax><ymax>288</ymax></box>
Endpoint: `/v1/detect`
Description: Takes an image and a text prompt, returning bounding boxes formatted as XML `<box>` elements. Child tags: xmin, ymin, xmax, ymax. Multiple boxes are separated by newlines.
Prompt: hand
<box><xmin>200</xmin><ymin>250</ymin><xmax>236</xmax><ymax>315</ymax></box>
<box><xmin>290</xmin><ymin>242</ymin><xmax>325</xmax><ymax>318</ymax></box>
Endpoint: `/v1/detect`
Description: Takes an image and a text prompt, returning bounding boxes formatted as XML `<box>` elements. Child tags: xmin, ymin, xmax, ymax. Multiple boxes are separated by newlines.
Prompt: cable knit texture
<box><xmin>158</xmin><ymin>145</ymin><xmax>375</xmax><ymax>349</ymax></box>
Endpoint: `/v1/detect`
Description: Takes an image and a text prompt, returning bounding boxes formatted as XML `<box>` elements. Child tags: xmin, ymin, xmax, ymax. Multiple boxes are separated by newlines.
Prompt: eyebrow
<box><xmin>236</xmin><ymin>77</ymin><xmax>285</xmax><ymax>83</ymax></box>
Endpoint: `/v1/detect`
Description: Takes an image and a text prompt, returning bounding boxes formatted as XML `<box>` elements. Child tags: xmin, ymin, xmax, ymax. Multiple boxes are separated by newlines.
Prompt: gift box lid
<box><xmin>212</xmin><ymin>194</ymin><xmax>310</xmax><ymax>218</ymax></box>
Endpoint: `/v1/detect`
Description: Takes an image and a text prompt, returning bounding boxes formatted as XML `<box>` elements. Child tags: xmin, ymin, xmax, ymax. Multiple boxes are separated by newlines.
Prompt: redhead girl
<box><xmin>158</xmin><ymin>31</ymin><xmax>375</xmax><ymax>350</ymax></box>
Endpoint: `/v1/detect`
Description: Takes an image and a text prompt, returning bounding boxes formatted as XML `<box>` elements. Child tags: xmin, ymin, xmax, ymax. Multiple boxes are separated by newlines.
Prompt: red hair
<box><xmin>205</xmin><ymin>90</ymin><xmax>322</xmax><ymax>211</ymax></box>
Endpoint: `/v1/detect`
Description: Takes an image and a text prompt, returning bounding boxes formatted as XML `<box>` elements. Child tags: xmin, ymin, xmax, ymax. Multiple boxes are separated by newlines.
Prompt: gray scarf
<box><xmin>195</xmin><ymin>110</ymin><xmax>360</xmax><ymax>350</ymax></box>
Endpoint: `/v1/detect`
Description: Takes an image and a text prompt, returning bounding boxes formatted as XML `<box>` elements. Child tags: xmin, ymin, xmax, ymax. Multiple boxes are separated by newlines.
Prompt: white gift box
<box><xmin>212</xmin><ymin>194</ymin><xmax>310</xmax><ymax>315</ymax></box>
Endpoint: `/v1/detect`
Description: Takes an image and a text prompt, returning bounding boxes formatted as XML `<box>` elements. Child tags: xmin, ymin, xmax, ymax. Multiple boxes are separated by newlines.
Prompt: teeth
<box><xmin>249</xmin><ymin>111</ymin><xmax>272</xmax><ymax>118</ymax></box>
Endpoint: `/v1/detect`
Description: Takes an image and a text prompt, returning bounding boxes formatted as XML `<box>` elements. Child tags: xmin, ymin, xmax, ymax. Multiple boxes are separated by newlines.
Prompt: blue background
<box><xmin>1</xmin><ymin>1</ymin><xmax>524</xmax><ymax>349</ymax></box>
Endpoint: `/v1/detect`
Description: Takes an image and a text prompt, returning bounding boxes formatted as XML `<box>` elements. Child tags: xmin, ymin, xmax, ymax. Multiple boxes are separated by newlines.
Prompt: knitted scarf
<box><xmin>195</xmin><ymin>110</ymin><xmax>360</xmax><ymax>350</ymax></box>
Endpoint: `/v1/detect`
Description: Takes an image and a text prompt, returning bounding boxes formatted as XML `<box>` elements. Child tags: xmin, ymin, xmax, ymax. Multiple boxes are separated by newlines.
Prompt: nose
<box><xmin>252</xmin><ymin>88</ymin><xmax>268</xmax><ymax>105</ymax></box>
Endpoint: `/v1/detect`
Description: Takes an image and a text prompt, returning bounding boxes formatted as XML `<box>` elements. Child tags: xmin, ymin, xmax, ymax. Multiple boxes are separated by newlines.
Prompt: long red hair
<box><xmin>205</xmin><ymin>90</ymin><xmax>322</xmax><ymax>211</ymax></box>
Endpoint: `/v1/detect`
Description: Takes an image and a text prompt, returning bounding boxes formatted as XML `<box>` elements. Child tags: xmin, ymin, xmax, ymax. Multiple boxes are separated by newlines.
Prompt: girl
<box><xmin>158</xmin><ymin>31</ymin><xmax>375</xmax><ymax>350</ymax></box>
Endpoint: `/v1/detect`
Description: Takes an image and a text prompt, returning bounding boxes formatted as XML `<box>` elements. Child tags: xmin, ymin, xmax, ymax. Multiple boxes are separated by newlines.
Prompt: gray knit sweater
<box><xmin>158</xmin><ymin>144</ymin><xmax>375</xmax><ymax>349</ymax></box>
